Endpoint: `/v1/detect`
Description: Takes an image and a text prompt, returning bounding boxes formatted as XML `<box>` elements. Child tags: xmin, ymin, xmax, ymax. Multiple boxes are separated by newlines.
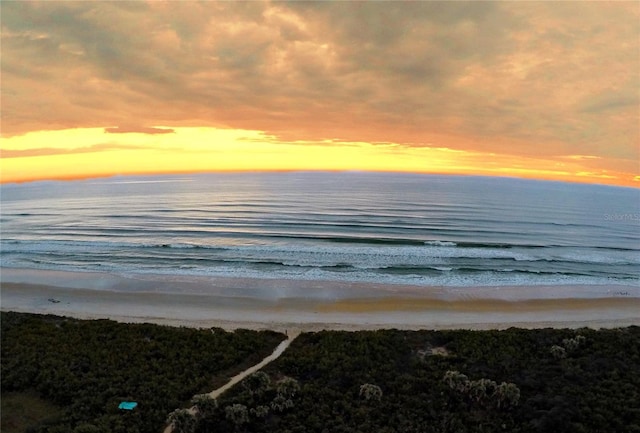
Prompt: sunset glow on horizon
<box><xmin>1</xmin><ymin>2</ymin><xmax>638</xmax><ymax>187</ymax></box>
<box><xmin>2</xmin><ymin>126</ymin><xmax>638</xmax><ymax>187</ymax></box>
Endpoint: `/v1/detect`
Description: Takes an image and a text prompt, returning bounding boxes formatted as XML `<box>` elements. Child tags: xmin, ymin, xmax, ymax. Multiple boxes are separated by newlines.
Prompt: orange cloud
<box><xmin>1</xmin><ymin>143</ymin><xmax>149</xmax><ymax>158</ymax></box>
<box><xmin>104</xmin><ymin>126</ymin><xmax>175</xmax><ymax>135</ymax></box>
<box><xmin>0</xmin><ymin>2</ymin><xmax>638</xmax><ymax>185</ymax></box>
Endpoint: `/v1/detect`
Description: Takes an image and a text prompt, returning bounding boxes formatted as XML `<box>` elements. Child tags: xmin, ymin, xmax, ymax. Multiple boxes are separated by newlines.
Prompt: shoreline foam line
<box><xmin>2</xmin><ymin>267</ymin><xmax>638</xmax><ymax>300</ymax></box>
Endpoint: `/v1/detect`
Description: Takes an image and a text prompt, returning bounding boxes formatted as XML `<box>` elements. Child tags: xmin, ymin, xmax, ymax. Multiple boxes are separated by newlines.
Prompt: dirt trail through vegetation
<box><xmin>163</xmin><ymin>331</ymin><xmax>299</xmax><ymax>432</ymax></box>
<box><xmin>206</xmin><ymin>330</ymin><xmax>299</xmax><ymax>399</ymax></box>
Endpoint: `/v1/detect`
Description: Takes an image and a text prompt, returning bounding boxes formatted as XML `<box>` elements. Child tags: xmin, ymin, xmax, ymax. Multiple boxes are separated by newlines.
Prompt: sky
<box><xmin>1</xmin><ymin>1</ymin><xmax>639</xmax><ymax>186</ymax></box>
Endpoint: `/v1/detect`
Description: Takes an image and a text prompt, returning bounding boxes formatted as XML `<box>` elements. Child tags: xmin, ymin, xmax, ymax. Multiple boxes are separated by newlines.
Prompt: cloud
<box><xmin>1</xmin><ymin>143</ymin><xmax>148</xmax><ymax>158</ymax></box>
<box><xmin>104</xmin><ymin>126</ymin><xmax>175</xmax><ymax>135</ymax></box>
<box><xmin>580</xmin><ymin>92</ymin><xmax>640</xmax><ymax>114</ymax></box>
<box><xmin>562</xmin><ymin>155</ymin><xmax>601</xmax><ymax>161</ymax></box>
<box><xmin>1</xmin><ymin>1</ymin><xmax>638</xmax><ymax>170</ymax></box>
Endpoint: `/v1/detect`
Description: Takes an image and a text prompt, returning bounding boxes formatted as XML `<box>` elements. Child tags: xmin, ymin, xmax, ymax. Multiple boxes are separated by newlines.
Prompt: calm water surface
<box><xmin>1</xmin><ymin>172</ymin><xmax>638</xmax><ymax>288</ymax></box>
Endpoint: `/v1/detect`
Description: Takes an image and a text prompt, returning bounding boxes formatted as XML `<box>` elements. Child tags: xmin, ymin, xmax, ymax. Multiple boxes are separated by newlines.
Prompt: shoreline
<box><xmin>3</xmin><ymin>307</ymin><xmax>638</xmax><ymax>333</ymax></box>
<box><xmin>2</xmin><ymin>271</ymin><xmax>639</xmax><ymax>332</ymax></box>
<box><xmin>3</xmin><ymin>267</ymin><xmax>638</xmax><ymax>300</ymax></box>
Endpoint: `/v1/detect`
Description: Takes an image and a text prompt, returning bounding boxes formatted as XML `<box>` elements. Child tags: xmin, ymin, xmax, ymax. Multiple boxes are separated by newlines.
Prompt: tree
<box><xmin>251</xmin><ymin>405</ymin><xmax>271</xmax><ymax>418</ymax></box>
<box><xmin>468</xmin><ymin>378</ymin><xmax>497</xmax><ymax>404</ymax></box>
<box><xmin>191</xmin><ymin>394</ymin><xmax>217</xmax><ymax>418</ymax></box>
<box><xmin>563</xmin><ymin>338</ymin><xmax>580</xmax><ymax>351</ymax></box>
<box><xmin>271</xmin><ymin>395</ymin><xmax>295</xmax><ymax>412</ymax></box>
<box><xmin>243</xmin><ymin>371</ymin><xmax>271</xmax><ymax>396</ymax></box>
<box><xmin>550</xmin><ymin>345</ymin><xmax>567</xmax><ymax>359</ymax></box>
<box><xmin>444</xmin><ymin>371</ymin><xmax>518</xmax><ymax>409</ymax></box>
<box><xmin>443</xmin><ymin>370</ymin><xmax>470</xmax><ymax>393</ymax></box>
<box><xmin>494</xmin><ymin>382</ymin><xmax>520</xmax><ymax>409</ymax></box>
<box><xmin>225</xmin><ymin>404</ymin><xmax>249</xmax><ymax>427</ymax></box>
<box><xmin>359</xmin><ymin>383</ymin><xmax>383</xmax><ymax>402</ymax></box>
<box><xmin>72</xmin><ymin>424</ymin><xmax>102</xmax><ymax>433</ymax></box>
<box><xmin>563</xmin><ymin>335</ymin><xmax>586</xmax><ymax>352</ymax></box>
<box><xmin>277</xmin><ymin>376</ymin><xmax>300</xmax><ymax>399</ymax></box>
<box><xmin>166</xmin><ymin>409</ymin><xmax>196</xmax><ymax>433</ymax></box>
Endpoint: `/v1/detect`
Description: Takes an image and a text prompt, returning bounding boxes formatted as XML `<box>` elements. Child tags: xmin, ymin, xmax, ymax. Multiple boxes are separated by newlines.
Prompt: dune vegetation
<box><xmin>0</xmin><ymin>312</ymin><xmax>284</xmax><ymax>433</ymax></box>
<box><xmin>2</xmin><ymin>312</ymin><xmax>639</xmax><ymax>433</ymax></box>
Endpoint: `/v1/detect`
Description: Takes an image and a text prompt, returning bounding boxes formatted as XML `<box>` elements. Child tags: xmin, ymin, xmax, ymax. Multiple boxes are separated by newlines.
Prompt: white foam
<box><xmin>424</xmin><ymin>240</ymin><xmax>457</xmax><ymax>246</ymax></box>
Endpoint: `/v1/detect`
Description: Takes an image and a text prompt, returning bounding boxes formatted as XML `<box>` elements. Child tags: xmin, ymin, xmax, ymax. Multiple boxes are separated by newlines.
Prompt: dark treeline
<box><xmin>0</xmin><ymin>312</ymin><xmax>284</xmax><ymax>433</ymax></box>
<box><xmin>202</xmin><ymin>326</ymin><xmax>640</xmax><ymax>433</ymax></box>
<box><xmin>2</xmin><ymin>312</ymin><xmax>639</xmax><ymax>433</ymax></box>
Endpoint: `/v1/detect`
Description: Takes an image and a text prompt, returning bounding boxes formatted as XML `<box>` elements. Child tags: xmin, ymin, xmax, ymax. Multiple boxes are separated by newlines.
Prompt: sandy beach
<box><xmin>2</xmin><ymin>267</ymin><xmax>638</xmax><ymax>332</ymax></box>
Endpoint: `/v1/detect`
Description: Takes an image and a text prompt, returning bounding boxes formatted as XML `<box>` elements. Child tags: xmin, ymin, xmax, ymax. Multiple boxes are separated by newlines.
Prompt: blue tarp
<box><xmin>118</xmin><ymin>401</ymin><xmax>138</xmax><ymax>410</ymax></box>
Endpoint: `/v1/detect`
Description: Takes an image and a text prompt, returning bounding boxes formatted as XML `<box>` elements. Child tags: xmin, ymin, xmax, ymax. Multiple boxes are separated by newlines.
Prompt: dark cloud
<box><xmin>580</xmin><ymin>92</ymin><xmax>640</xmax><ymax>114</ymax></box>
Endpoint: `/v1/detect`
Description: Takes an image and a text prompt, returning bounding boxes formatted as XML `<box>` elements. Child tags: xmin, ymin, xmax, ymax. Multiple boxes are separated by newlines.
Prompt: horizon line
<box><xmin>2</xmin><ymin>169</ymin><xmax>638</xmax><ymax>190</ymax></box>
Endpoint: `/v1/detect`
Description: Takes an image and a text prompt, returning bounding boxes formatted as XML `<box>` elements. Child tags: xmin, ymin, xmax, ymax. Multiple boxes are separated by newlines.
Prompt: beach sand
<box><xmin>2</xmin><ymin>267</ymin><xmax>639</xmax><ymax>332</ymax></box>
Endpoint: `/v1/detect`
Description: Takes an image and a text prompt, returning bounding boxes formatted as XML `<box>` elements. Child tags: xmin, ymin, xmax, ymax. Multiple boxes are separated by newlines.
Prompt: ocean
<box><xmin>1</xmin><ymin>172</ymin><xmax>639</xmax><ymax>291</ymax></box>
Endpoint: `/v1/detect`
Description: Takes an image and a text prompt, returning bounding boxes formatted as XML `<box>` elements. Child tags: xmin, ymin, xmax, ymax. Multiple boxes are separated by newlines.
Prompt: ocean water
<box><xmin>1</xmin><ymin>172</ymin><xmax>639</xmax><ymax>288</ymax></box>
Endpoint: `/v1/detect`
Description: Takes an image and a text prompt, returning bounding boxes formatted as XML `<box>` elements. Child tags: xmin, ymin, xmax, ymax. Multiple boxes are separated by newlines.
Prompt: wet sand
<box><xmin>1</xmin><ymin>267</ymin><xmax>639</xmax><ymax>332</ymax></box>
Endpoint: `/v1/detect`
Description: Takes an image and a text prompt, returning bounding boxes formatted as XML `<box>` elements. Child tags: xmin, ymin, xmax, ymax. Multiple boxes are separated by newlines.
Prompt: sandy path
<box><xmin>163</xmin><ymin>331</ymin><xmax>299</xmax><ymax>433</ymax></box>
<box><xmin>206</xmin><ymin>330</ymin><xmax>299</xmax><ymax>399</ymax></box>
